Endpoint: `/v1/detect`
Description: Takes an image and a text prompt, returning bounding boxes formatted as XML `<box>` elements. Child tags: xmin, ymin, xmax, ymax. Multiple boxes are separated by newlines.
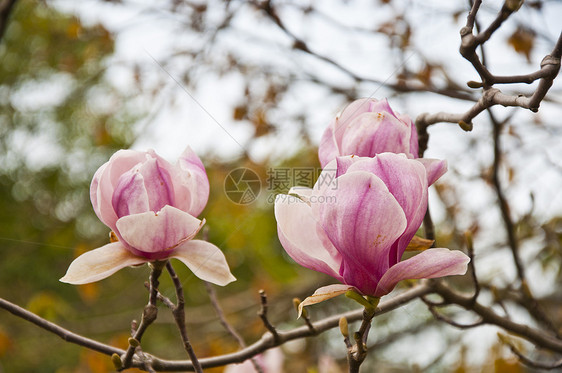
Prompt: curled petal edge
<box><xmin>298</xmin><ymin>284</ymin><xmax>354</xmax><ymax>318</ymax></box>
<box><xmin>60</xmin><ymin>242</ymin><xmax>147</xmax><ymax>285</ymax></box>
<box><xmin>374</xmin><ymin>248</ymin><xmax>470</xmax><ymax>298</ymax></box>
<box><xmin>417</xmin><ymin>158</ymin><xmax>448</xmax><ymax>186</ymax></box>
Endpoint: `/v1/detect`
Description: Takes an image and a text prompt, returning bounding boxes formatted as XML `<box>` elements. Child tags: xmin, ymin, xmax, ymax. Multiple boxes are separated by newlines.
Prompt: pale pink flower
<box><xmin>60</xmin><ymin>147</ymin><xmax>235</xmax><ymax>286</ymax></box>
<box><xmin>275</xmin><ymin>153</ymin><xmax>468</xmax><ymax>299</ymax></box>
<box><xmin>319</xmin><ymin>98</ymin><xmax>419</xmax><ymax>167</ymax></box>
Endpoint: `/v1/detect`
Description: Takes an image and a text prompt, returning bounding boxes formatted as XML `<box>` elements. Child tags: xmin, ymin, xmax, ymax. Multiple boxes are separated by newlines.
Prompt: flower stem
<box><xmin>122</xmin><ymin>262</ymin><xmax>162</xmax><ymax>368</ymax></box>
<box><xmin>347</xmin><ymin>300</ymin><xmax>379</xmax><ymax>373</ymax></box>
<box><xmin>166</xmin><ymin>261</ymin><xmax>203</xmax><ymax>373</ymax></box>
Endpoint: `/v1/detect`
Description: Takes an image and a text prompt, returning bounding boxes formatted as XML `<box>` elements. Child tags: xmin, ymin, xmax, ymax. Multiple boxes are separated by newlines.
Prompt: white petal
<box><xmin>170</xmin><ymin>240</ymin><xmax>236</xmax><ymax>286</ymax></box>
<box><xmin>60</xmin><ymin>242</ymin><xmax>146</xmax><ymax>285</ymax></box>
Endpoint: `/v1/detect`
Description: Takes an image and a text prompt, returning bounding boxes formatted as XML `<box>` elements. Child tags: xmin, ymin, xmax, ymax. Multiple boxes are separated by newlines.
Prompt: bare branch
<box><xmin>489</xmin><ymin>110</ymin><xmax>524</xmax><ymax>281</ymax></box>
<box><xmin>122</xmin><ymin>262</ymin><xmax>163</xmax><ymax>369</ymax></box>
<box><xmin>206</xmin><ymin>281</ymin><xmax>264</xmax><ymax>373</ymax></box>
<box><xmin>505</xmin><ymin>341</ymin><xmax>562</xmax><ymax>370</ymax></box>
<box><xmin>0</xmin><ymin>297</ymin><xmax>125</xmax><ymax>356</ymax></box>
<box><xmin>1</xmin><ymin>284</ymin><xmax>432</xmax><ymax>371</ymax></box>
<box><xmin>432</xmin><ymin>280</ymin><xmax>562</xmax><ymax>353</ymax></box>
<box><xmin>423</xmin><ymin>296</ymin><xmax>484</xmax><ymax>329</ymax></box>
<box><xmin>347</xmin><ymin>307</ymin><xmax>377</xmax><ymax>373</ymax></box>
<box><xmin>488</xmin><ymin>109</ymin><xmax>560</xmax><ymax>335</ymax></box>
<box><xmin>0</xmin><ymin>0</ymin><xmax>17</xmax><ymax>42</ymax></box>
<box><xmin>255</xmin><ymin>0</ymin><xmax>475</xmax><ymax>102</ymax></box>
<box><xmin>416</xmin><ymin>11</ymin><xmax>561</xmax><ymax>131</ymax></box>
<box><xmin>258</xmin><ymin>289</ymin><xmax>280</xmax><ymax>344</ymax></box>
<box><xmin>465</xmin><ymin>231</ymin><xmax>480</xmax><ymax>304</ymax></box>
<box><xmin>166</xmin><ymin>261</ymin><xmax>203</xmax><ymax>373</ymax></box>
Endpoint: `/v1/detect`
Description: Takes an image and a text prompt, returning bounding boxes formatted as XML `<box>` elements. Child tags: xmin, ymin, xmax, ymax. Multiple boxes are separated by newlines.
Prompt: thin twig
<box><xmin>0</xmin><ymin>0</ymin><xmax>17</xmax><ymax>42</ymax></box>
<box><xmin>347</xmin><ymin>308</ymin><xmax>376</xmax><ymax>373</ymax></box>
<box><xmin>489</xmin><ymin>109</ymin><xmax>524</xmax><ymax>281</ymax></box>
<box><xmin>416</xmin><ymin>8</ymin><xmax>561</xmax><ymax>131</ymax></box>
<box><xmin>506</xmin><ymin>341</ymin><xmax>562</xmax><ymax>370</ymax></box>
<box><xmin>465</xmin><ymin>0</ymin><xmax>482</xmax><ymax>31</ymax></box>
<box><xmin>488</xmin><ymin>109</ymin><xmax>560</xmax><ymax>336</ymax></box>
<box><xmin>205</xmin><ymin>281</ymin><xmax>264</xmax><ymax>373</ymax></box>
<box><xmin>255</xmin><ymin>0</ymin><xmax>475</xmax><ymax>103</ymax></box>
<box><xmin>0</xmin><ymin>297</ymin><xmax>126</xmax><ymax>356</ymax></box>
<box><xmin>423</xmin><ymin>296</ymin><xmax>484</xmax><ymax>329</ymax></box>
<box><xmin>122</xmin><ymin>263</ymin><xmax>163</xmax><ymax>369</ymax></box>
<box><xmin>166</xmin><ymin>261</ymin><xmax>203</xmax><ymax>373</ymax></box>
<box><xmin>465</xmin><ymin>232</ymin><xmax>480</xmax><ymax>304</ymax></box>
<box><xmin>258</xmin><ymin>290</ymin><xmax>280</xmax><ymax>344</ymax></box>
<box><xmin>432</xmin><ymin>280</ymin><xmax>562</xmax><ymax>353</ymax></box>
<box><xmin>145</xmin><ymin>281</ymin><xmax>176</xmax><ymax>309</ymax></box>
<box><xmin>1</xmin><ymin>284</ymin><xmax>434</xmax><ymax>371</ymax></box>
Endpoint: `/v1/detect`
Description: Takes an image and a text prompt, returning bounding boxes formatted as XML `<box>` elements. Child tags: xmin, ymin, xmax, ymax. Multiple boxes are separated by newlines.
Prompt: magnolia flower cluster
<box><xmin>61</xmin><ymin>97</ymin><xmax>468</xmax><ymax>311</ymax></box>
<box><xmin>276</xmin><ymin>98</ymin><xmax>469</xmax><ymax>304</ymax></box>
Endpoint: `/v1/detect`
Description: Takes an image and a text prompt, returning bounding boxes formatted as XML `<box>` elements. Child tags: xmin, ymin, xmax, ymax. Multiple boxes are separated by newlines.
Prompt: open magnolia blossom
<box><xmin>275</xmin><ymin>153</ymin><xmax>469</xmax><ymax>312</ymax></box>
<box><xmin>60</xmin><ymin>147</ymin><xmax>236</xmax><ymax>286</ymax></box>
<box><xmin>319</xmin><ymin>98</ymin><xmax>419</xmax><ymax>168</ymax></box>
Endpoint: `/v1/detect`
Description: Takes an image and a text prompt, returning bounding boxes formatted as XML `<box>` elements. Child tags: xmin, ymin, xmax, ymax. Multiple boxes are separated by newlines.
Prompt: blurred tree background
<box><xmin>1</xmin><ymin>0</ymin><xmax>561</xmax><ymax>372</ymax></box>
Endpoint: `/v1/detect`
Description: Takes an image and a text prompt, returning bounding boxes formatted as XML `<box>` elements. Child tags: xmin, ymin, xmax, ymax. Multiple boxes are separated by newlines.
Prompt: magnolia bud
<box><xmin>467</xmin><ymin>80</ymin><xmax>483</xmax><ymax>89</ymax></box>
<box><xmin>339</xmin><ymin>317</ymin><xmax>349</xmax><ymax>337</ymax></box>
<box><xmin>128</xmin><ymin>337</ymin><xmax>140</xmax><ymax>348</ymax></box>
<box><xmin>111</xmin><ymin>354</ymin><xmax>123</xmax><ymax>370</ymax></box>
<box><xmin>458</xmin><ymin>120</ymin><xmax>473</xmax><ymax>132</ymax></box>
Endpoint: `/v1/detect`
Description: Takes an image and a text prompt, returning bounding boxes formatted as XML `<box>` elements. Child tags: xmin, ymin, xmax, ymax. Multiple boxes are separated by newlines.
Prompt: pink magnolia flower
<box><xmin>60</xmin><ymin>147</ymin><xmax>236</xmax><ymax>286</ymax></box>
<box><xmin>275</xmin><ymin>153</ymin><xmax>468</xmax><ymax>299</ymax></box>
<box><xmin>319</xmin><ymin>98</ymin><xmax>419</xmax><ymax>168</ymax></box>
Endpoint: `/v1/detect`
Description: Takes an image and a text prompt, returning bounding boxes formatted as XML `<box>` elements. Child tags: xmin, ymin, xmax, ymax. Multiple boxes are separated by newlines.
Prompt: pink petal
<box><xmin>340</xmin><ymin>112</ymin><xmax>412</xmax><ymax>157</ymax></box>
<box><xmin>417</xmin><ymin>158</ymin><xmax>448</xmax><ymax>186</ymax></box>
<box><xmin>398</xmin><ymin>113</ymin><xmax>419</xmax><ymax>158</ymax></box>
<box><xmin>111</xmin><ymin>170</ymin><xmax>150</xmax><ymax>218</ymax></box>
<box><xmin>345</xmin><ymin>154</ymin><xmax>428</xmax><ymax>265</ymax></box>
<box><xmin>332</xmin><ymin>99</ymin><xmax>372</xmax><ymax>152</ymax></box>
<box><xmin>374</xmin><ymin>248</ymin><xmax>470</xmax><ymax>297</ymax></box>
<box><xmin>274</xmin><ymin>194</ymin><xmax>343</xmax><ymax>281</ymax></box>
<box><xmin>174</xmin><ymin>146</ymin><xmax>210</xmax><ymax>217</ymax></box>
<box><xmin>90</xmin><ymin>150</ymin><xmax>147</xmax><ymax>230</ymax></box>
<box><xmin>116</xmin><ymin>205</ymin><xmax>204</xmax><ymax>257</ymax></box>
<box><xmin>337</xmin><ymin>98</ymin><xmax>372</xmax><ymax>129</ymax></box>
<box><xmin>59</xmin><ymin>242</ymin><xmax>147</xmax><ymax>284</ymax></box>
<box><xmin>312</xmin><ymin>171</ymin><xmax>407</xmax><ymax>292</ymax></box>
<box><xmin>318</xmin><ymin>123</ymin><xmax>339</xmax><ymax>168</ymax></box>
<box><xmin>288</xmin><ymin>186</ymin><xmax>313</xmax><ymax>204</ymax></box>
<box><xmin>368</xmin><ymin>97</ymin><xmax>396</xmax><ymax>115</ymax></box>
<box><xmin>314</xmin><ymin>159</ymin><xmax>339</xmax><ymax>192</ymax></box>
<box><xmin>139</xmin><ymin>153</ymin><xmax>175</xmax><ymax>211</ymax></box>
<box><xmin>335</xmin><ymin>155</ymin><xmax>358</xmax><ymax>178</ymax></box>
<box><xmin>298</xmin><ymin>284</ymin><xmax>354</xmax><ymax>317</ymax></box>
<box><xmin>90</xmin><ymin>161</ymin><xmax>108</xmax><ymax>225</ymax></box>
<box><xmin>170</xmin><ymin>240</ymin><xmax>236</xmax><ymax>286</ymax></box>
